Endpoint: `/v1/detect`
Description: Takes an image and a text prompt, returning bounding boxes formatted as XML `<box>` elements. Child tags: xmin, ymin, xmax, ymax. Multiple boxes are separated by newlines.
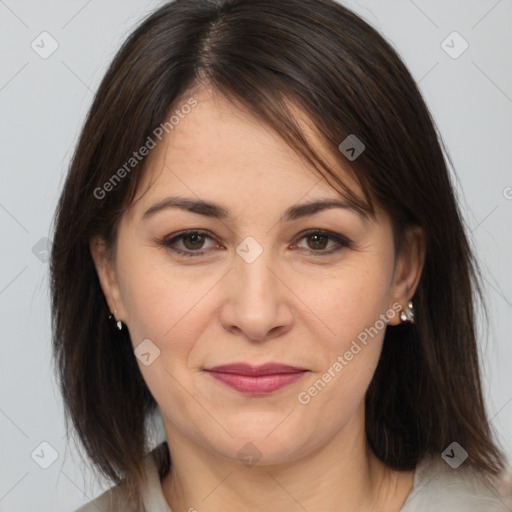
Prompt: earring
<box><xmin>400</xmin><ymin>300</ymin><xmax>415</xmax><ymax>324</ymax></box>
<box><xmin>114</xmin><ymin>308</ymin><xmax>123</xmax><ymax>330</ymax></box>
<box><xmin>108</xmin><ymin>308</ymin><xmax>123</xmax><ymax>331</ymax></box>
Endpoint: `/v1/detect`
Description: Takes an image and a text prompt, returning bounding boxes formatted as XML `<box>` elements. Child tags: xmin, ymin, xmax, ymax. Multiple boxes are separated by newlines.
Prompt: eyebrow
<box><xmin>142</xmin><ymin>196</ymin><xmax>370</xmax><ymax>223</ymax></box>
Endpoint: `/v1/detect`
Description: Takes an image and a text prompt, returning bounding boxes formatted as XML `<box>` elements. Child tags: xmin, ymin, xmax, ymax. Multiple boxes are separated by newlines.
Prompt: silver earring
<box><xmin>400</xmin><ymin>300</ymin><xmax>415</xmax><ymax>324</ymax></box>
<box><xmin>114</xmin><ymin>308</ymin><xmax>123</xmax><ymax>330</ymax></box>
<box><xmin>109</xmin><ymin>308</ymin><xmax>123</xmax><ymax>331</ymax></box>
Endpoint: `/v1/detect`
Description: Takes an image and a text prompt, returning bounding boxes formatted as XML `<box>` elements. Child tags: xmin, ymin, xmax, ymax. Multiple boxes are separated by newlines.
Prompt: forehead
<box><xmin>126</xmin><ymin>85</ymin><xmax>366</xmax><ymax>222</ymax></box>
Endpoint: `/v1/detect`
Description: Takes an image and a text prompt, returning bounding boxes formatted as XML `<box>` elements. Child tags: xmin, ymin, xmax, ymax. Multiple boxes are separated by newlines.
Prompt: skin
<box><xmin>91</xmin><ymin>84</ymin><xmax>425</xmax><ymax>512</ymax></box>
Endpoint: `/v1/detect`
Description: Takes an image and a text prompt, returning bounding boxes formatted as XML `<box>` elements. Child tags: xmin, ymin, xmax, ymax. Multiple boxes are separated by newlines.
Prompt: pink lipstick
<box><xmin>204</xmin><ymin>363</ymin><xmax>308</xmax><ymax>395</ymax></box>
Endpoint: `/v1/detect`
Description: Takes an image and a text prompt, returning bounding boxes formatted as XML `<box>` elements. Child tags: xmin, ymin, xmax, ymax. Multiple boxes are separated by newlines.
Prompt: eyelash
<box><xmin>159</xmin><ymin>229</ymin><xmax>351</xmax><ymax>258</ymax></box>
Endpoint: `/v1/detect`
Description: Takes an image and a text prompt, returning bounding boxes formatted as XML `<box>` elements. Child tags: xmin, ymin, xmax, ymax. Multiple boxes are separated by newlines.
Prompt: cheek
<box><xmin>294</xmin><ymin>260</ymin><xmax>392</xmax><ymax>402</ymax></box>
<box><xmin>114</xmin><ymin>250</ymin><xmax>211</xmax><ymax>418</ymax></box>
<box><xmin>115</xmin><ymin>239</ymin><xmax>214</xmax><ymax>347</ymax></box>
<box><xmin>302</xmin><ymin>259</ymin><xmax>392</xmax><ymax>344</ymax></box>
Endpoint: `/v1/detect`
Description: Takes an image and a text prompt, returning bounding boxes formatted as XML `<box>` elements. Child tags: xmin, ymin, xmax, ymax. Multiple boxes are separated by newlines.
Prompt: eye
<box><xmin>161</xmin><ymin>230</ymin><xmax>219</xmax><ymax>257</ymax></box>
<box><xmin>292</xmin><ymin>229</ymin><xmax>351</xmax><ymax>255</ymax></box>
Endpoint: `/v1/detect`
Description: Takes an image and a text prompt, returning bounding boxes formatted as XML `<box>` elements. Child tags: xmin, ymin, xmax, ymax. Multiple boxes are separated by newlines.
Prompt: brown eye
<box><xmin>162</xmin><ymin>230</ymin><xmax>218</xmax><ymax>257</ymax></box>
<box><xmin>306</xmin><ymin>233</ymin><xmax>329</xmax><ymax>250</ymax></box>
<box><xmin>182</xmin><ymin>233</ymin><xmax>206</xmax><ymax>250</ymax></box>
<box><xmin>293</xmin><ymin>229</ymin><xmax>350</xmax><ymax>254</ymax></box>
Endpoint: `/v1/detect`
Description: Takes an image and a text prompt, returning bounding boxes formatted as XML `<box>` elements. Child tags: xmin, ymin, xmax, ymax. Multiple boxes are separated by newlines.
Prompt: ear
<box><xmin>387</xmin><ymin>225</ymin><xmax>425</xmax><ymax>326</ymax></box>
<box><xmin>89</xmin><ymin>236</ymin><xmax>125</xmax><ymax>321</ymax></box>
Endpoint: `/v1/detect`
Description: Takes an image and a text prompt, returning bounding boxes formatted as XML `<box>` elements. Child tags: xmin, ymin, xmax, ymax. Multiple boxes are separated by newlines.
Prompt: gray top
<box><xmin>400</xmin><ymin>453</ymin><xmax>510</xmax><ymax>511</ymax></box>
<box><xmin>74</xmin><ymin>448</ymin><xmax>511</xmax><ymax>512</ymax></box>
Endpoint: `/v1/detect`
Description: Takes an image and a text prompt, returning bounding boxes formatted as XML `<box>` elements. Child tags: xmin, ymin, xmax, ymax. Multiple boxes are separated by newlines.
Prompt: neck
<box><xmin>160</xmin><ymin>406</ymin><xmax>414</xmax><ymax>512</ymax></box>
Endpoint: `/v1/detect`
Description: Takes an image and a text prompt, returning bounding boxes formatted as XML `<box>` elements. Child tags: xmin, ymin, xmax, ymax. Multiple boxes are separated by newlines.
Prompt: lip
<box><xmin>203</xmin><ymin>363</ymin><xmax>308</xmax><ymax>395</ymax></box>
<box><xmin>205</xmin><ymin>363</ymin><xmax>308</xmax><ymax>375</ymax></box>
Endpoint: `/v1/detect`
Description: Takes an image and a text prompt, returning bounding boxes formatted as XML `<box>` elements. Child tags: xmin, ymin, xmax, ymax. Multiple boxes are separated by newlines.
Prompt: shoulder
<box><xmin>401</xmin><ymin>454</ymin><xmax>511</xmax><ymax>511</ymax></box>
<box><xmin>71</xmin><ymin>485</ymin><xmax>135</xmax><ymax>512</ymax></box>
<box><xmin>71</xmin><ymin>482</ymin><xmax>138</xmax><ymax>512</ymax></box>
<box><xmin>71</xmin><ymin>443</ymin><xmax>171</xmax><ymax>512</ymax></box>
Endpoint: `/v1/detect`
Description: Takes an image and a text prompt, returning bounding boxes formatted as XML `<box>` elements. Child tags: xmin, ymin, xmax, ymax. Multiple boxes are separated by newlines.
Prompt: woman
<box><xmin>50</xmin><ymin>0</ymin><xmax>511</xmax><ymax>510</ymax></box>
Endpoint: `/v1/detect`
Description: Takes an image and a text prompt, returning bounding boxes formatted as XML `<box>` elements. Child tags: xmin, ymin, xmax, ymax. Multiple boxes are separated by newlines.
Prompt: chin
<box><xmin>205</xmin><ymin>424</ymin><xmax>314</xmax><ymax>467</ymax></box>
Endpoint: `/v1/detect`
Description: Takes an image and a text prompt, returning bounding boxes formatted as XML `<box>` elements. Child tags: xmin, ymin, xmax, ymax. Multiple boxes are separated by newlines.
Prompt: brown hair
<box><xmin>50</xmin><ymin>0</ymin><xmax>507</xmax><ymax>508</ymax></box>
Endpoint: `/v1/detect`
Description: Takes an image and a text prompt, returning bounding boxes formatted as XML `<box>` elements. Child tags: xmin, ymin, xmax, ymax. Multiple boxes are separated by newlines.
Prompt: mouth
<box><xmin>203</xmin><ymin>363</ymin><xmax>309</xmax><ymax>395</ymax></box>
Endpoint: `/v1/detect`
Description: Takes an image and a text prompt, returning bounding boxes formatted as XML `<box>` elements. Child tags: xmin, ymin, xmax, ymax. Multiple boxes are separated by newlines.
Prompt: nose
<box><xmin>219</xmin><ymin>245</ymin><xmax>294</xmax><ymax>343</ymax></box>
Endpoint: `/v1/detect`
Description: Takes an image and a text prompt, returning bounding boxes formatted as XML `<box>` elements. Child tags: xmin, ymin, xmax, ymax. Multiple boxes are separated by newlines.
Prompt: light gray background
<box><xmin>1</xmin><ymin>1</ymin><xmax>511</xmax><ymax>510</ymax></box>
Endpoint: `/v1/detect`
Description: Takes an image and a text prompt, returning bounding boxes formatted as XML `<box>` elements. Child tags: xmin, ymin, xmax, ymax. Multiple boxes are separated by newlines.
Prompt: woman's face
<box><xmin>91</xmin><ymin>85</ymin><xmax>423</xmax><ymax>466</ymax></box>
